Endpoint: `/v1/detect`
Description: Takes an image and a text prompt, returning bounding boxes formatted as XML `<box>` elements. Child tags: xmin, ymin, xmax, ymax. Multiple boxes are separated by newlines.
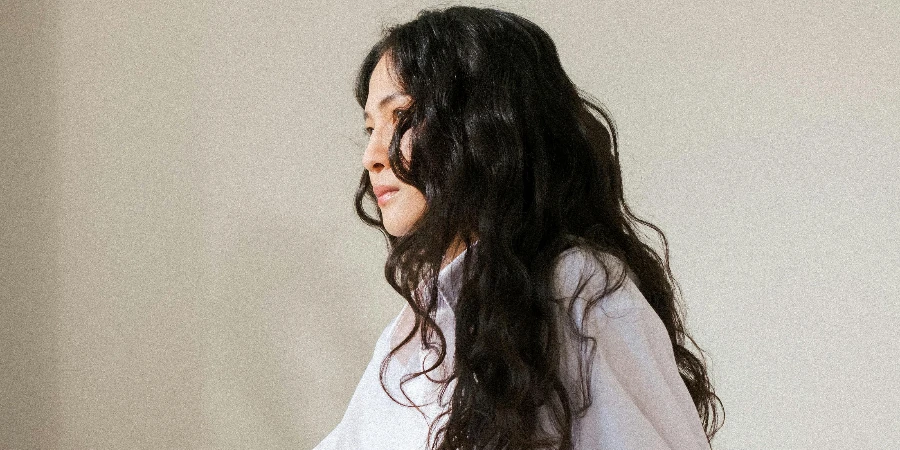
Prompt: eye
<box><xmin>363</xmin><ymin>126</ymin><xmax>373</xmax><ymax>136</ymax></box>
<box><xmin>394</xmin><ymin>109</ymin><xmax>408</xmax><ymax>121</ymax></box>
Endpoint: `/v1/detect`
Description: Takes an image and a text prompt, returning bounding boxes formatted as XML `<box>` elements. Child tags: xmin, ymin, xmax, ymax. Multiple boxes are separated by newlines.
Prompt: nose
<box><xmin>362</xmin><ymin>127</ymin><xmax>390</xmax><ymax>173</ymax></box>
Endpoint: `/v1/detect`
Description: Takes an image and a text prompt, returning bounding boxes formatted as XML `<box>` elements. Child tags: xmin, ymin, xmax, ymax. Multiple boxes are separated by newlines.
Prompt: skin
<box><xmin>362</xmin><ymin>55</ymin><xmax>425</xmax><ymax>239</ymax></box>
<box><xmin>363</xmin><ymin>54</ymin><xmax>468</xmax><ymax>270</ymax></box>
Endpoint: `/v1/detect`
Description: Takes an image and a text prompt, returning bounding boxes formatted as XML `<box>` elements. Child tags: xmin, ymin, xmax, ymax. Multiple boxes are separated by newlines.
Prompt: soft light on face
<box><xmin>362</xmin><ymin>55</ymin><xmax>427</xmax><ymax>237</ymax></box>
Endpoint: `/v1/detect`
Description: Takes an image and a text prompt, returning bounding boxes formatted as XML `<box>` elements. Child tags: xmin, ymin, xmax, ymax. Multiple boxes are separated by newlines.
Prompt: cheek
<box><xmin>400</xmin><ymin>130</ymin><xmax>413</xmax><ymax>161</ymax></box>
<box><xmin>396</xmin><ymin>186</ymin><xmax>426</xmax><ymax>218</ymax></box>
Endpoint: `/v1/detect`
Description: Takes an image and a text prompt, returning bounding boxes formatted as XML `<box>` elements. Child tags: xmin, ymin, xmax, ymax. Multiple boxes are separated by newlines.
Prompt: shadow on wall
<box><xmin>2</xmin><ymin>1</ymin><xmax>61</xmax><ymax>448</ymax></box>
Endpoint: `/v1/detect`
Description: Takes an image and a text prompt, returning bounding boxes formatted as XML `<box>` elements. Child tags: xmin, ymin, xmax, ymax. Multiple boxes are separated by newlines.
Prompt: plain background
<box><xmin>2</xmin><ymin>0</ymin><xmax>898</xmax><ymax>448</ymax></box>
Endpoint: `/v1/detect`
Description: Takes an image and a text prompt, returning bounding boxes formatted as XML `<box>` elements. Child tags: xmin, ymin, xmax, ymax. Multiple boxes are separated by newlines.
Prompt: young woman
<box><xmin>317</xmin><ymin>6</ymin><xmax>723</xmax><ymax>449</ymax></box>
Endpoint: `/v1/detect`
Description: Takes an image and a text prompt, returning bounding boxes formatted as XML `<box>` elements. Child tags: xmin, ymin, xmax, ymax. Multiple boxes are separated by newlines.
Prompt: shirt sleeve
<box><xmin>554</xmin><ymin>249</ymin><xmax>710</xmax><ymax>449</ymax></box>
<box><xmin>572</xmin><ymin>297</ymin><xmax>710</xmax><ymax>449</ymax></box>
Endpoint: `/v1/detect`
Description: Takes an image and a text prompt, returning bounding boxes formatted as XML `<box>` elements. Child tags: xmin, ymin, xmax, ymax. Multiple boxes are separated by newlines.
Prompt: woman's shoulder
<box><xmin>550</xmin><ymin>245</ymin><xmax>660</xmax><ymax>343</ymax></box>
<box><xmin>551</xmin><ymin>246</ymin><xmax>638</xmax><ymax>307</ymax></box>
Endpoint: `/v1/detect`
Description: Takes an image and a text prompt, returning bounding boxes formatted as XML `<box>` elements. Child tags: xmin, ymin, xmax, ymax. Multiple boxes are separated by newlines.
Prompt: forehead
<box><xmin>364</xmin><ymin>55</ymin><xmax>410</xmax><ymax>117</ymax></box>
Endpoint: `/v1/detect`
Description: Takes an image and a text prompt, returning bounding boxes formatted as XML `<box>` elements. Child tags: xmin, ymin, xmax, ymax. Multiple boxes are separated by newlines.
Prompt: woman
<box><xmin>317</xmin><ymin>6</ymin><xmax>723</xmax><ymax>449</ymax></box>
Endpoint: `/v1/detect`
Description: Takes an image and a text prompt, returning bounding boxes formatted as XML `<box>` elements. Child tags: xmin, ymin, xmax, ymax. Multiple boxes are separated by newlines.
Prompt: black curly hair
<box><xmin>353</xmin><ymin>6</ymin><xmax>724</xmax><ymax>449</ymax></box>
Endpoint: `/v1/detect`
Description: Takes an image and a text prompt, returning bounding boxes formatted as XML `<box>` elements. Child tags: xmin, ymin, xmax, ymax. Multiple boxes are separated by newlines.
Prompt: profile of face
<box><xmin>362</xmin><ymin>55</ymin><xmax>427</xmax><ymax>237</ymax></box>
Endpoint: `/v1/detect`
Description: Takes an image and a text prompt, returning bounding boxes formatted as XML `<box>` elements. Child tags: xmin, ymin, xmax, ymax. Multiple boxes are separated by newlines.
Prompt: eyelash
<box><xmin>363</xmin><ymin>109</ymin><xmax>408</xmax><ymax>136</ymax></box>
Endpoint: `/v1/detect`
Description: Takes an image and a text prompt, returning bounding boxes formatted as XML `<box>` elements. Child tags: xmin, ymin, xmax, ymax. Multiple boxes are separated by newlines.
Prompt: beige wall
<box><xmin>2</xmin><ymin>1</ymin><xmax>897</xmax><ymax>448</ymax></box>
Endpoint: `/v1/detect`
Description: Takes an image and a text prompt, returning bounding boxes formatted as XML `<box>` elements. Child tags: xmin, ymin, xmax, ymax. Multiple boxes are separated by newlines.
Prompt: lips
<box><xmin>373</xmin><ymin>184</ymin><xmax>400</xmax><ymax>206</ymax></box>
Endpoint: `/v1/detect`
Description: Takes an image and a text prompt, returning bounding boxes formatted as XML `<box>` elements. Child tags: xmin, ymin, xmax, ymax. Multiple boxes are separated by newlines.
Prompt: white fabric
<box><xmin>315</xmin><ymin>246</ymin><xmax>710</xmax><ymax>449</ymax></box>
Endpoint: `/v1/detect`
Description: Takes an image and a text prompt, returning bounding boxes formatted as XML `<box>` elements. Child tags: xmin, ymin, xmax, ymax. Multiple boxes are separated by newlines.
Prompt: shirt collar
<box><xmin>436</xmin><ymin>241</ymin><xmax>475</xmax><ymax>308</ymax></box>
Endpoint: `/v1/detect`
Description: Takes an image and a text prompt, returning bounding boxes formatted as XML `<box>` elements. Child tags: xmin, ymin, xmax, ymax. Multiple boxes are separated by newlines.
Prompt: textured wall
<box><xmin>2</xmin><ymin>1</ymin><xmax>898</xmax><ymax>448</ymax></box>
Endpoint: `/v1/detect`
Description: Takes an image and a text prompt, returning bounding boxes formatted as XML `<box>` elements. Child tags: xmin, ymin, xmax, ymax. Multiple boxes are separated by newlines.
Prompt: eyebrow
<box><xmin>363</xmin><ymin>92</ymin><xmax>408</xmax><ymax>120</ymax></box>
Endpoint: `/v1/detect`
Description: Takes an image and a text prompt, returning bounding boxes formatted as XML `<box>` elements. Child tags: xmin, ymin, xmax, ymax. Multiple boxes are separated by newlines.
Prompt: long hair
<box><xmin>353</xmin><ymin>6</ymin><xmax>723</xmax><ymax>449</ymax></box>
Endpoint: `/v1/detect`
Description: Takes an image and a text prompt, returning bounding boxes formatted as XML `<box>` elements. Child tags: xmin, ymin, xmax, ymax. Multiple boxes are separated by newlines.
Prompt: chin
<box><xmin>380</xmin><ymin>189</ymin><xmax>427</xmax><ymax>237</ymax></box>
<box><xmin>383</xmin><ymin>218</ymin><xmax>414</xmax><ymax>237</ymax></box>
<box><xmin>382</xmin><ymin>210</ymin><xmax>423</xmax><ymax>238</ymax></box>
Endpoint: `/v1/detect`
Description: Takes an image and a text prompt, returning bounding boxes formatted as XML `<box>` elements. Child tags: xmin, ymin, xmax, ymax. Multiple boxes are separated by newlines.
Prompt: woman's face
<box><xmin>363</xmin><ymin>55</ymin><xmax>427</xmax><ymax>237</ymax></box>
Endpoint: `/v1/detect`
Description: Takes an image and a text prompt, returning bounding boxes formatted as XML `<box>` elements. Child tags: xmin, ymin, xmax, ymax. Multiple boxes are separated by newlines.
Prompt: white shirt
<box><xmin>315</xmin><ymin>246</ymin><xmax>710</xmax><ymax>449</ymax></box>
